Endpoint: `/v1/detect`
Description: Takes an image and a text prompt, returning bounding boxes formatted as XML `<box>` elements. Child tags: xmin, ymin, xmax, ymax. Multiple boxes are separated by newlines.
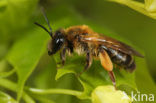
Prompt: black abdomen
<box><xmin>101</xmin><ymin>46</ymin><xmax>136</xmax><ymax>72</ymax></box>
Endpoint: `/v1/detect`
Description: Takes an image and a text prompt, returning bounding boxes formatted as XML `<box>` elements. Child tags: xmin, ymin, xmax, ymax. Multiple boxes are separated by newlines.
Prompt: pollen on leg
<box><xmin>99</xmin><ymin>49</ymin><xmax>116</xmax><ymax>88</ymax></box>
<box><xmin>99</xmin><ymin>50</ymin><xmax>113</xmax><ymax>71</ymax></box>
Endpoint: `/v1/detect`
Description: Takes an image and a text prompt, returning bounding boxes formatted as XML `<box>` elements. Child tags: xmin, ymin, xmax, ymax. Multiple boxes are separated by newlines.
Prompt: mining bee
<box><xmin>35</xmin><ymin>9</ymin><xmax>144</xmax><ymax>88</ymax></box>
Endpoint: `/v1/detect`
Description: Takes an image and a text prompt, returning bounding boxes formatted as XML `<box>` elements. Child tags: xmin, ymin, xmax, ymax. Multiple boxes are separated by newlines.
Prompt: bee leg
<box><xmin>77</xmin><ymin>51</ymin><xmax>92</xmax><ymax>76</ymax></box>
<box><xmin>60</xmin><ymin>47</ymin><xmax>67</xmax><ymax>65</ymax></box>
<box><xmin>114</xmin><ymin>64</ymin><xmax>121</xmax><ymax>70</ymax></box>
<box><xmin>84</xmin><ymin>52</ymin><xmax>92</xmax><ymax>71</ymax></box>
<box><xmin>57</xmin><ymin>47</ymin><xmax>67</xmax><ymax>69</ymax></box>
<box><xmin>108</xmin><ymin>71</ymin><xmax>116</xmax><ymax>89</ymax></box>
<box><xmin>99</xmin><ymin>49</ymin><xmax>116</xmax><ymax>89</ymax></box>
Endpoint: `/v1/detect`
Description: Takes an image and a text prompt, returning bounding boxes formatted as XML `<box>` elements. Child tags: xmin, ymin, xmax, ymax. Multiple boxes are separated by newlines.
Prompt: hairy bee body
<box><xmin>35</xmin><ymin>15</ymin><xmax>143</xmax><ymax>88</ymax></box>
<box><xmin>65</xmin><ymin>25</ymin><xmax>97</xmax><ymax>55</ymax></box>
<box><xmin>64</xmin><ymin>25</ymin><xmax>135</xmax><ymax>72</ymax></box>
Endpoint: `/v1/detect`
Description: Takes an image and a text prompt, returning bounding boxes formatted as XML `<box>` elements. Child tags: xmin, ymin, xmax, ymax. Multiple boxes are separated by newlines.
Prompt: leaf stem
<box><xmin>0</xmin><ymin>78</ymin><xmax>88</xmax><ymax>101</ymax></box>
<box><xmin>0</xmin><ymin>78</ymin><xmax>35</xmax><ymax>103</ymax></box>
<box><xmin>0</xmin><ymin>68</ymin><xmax>16</xmax><ymax>78</ymax></box>
<box><xmin>28</xmin><ymin>88</ymin><xmax>83</xmax><ymax>97</ymax></box>
<box><xmin>30</xmin><ymin>95</ymin><xmax>55</xmax><ymax>103</ymax></box>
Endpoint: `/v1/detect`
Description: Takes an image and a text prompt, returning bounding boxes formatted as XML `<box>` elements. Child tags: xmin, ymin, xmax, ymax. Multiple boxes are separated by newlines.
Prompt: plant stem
<box><xmin>0</xmin><ymin>68</ymin><xmax>16</xmax><ymax>78</ymax></box>
<box><xmin>0</xmin><ymin>78</ymin><xmax>35</xmax><ymax>103</ymax></box>
<box><xmin>28</xmin><ymin>88</ymin><xmax>83</xmax><ymax>97</ymax></box>
<box><xmin>31</xmin><ymin>95</ymin><xmax>55</xmax><ymax>103</ymax></box>
<box><xmin>0</xmin><ymin>78</ymin><xmax>89</xmax><ymax>102</ymax></box>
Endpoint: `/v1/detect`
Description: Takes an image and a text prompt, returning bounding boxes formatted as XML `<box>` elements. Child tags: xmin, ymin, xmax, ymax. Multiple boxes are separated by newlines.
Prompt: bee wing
<box><xmin>81</xmin><ymin>35</ymin><xmax>144</xmax><ymax>58</ymax></box>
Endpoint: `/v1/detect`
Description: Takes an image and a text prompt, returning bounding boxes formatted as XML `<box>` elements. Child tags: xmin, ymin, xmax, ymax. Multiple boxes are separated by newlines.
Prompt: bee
<box><xmin>35</xmin><ymin>9</ymin><xmax>144</xmax><ymax>88</ymax></box>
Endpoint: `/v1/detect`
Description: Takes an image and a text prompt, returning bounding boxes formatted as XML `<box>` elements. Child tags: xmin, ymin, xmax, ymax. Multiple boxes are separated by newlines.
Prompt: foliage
<box><xmin>108</xmin><ymin>0</ymin><xmax>156</xmax><ymax>19</ymax></box>
<box><xmin>0</xmin><ymin>0</ymin><xmax>156</xmax><ymax>103</ymax></box>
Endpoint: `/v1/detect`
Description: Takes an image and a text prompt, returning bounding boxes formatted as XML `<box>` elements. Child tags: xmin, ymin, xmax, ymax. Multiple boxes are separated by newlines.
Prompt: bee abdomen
<box><xmin>106</xmin><ymin>48</ymin><xmax>136</xmax><ymax>72</ymax></box>
<box><xmin>122</xmin><ymin>55</ymin><xmax>136</xmax><ymax>72</ymax></box>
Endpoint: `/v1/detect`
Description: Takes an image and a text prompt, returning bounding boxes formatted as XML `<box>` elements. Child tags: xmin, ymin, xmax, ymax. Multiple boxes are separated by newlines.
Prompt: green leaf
<box><xmin>52</xmin><ymin>18</ymin><xmax>137</xmax><ymax>99</ymax></box>
<box><xmin>0</xmin><ymin>78</ymin><xmax>35</xmax><ymax>103</ymax></box>
<box><xmin>55</xmin><ymin>54</ymin><xmax>136</xmax><ymax>99</ymax></box>
<box><xmin>52</xmin><ymin>15</ymin><xmax>154</xmax><ymax>101</ymax></box>
<box><xmin>6</xmin><ymin>29</ymin><xmax>49</xmax><ymax>101</ymax></box>
<box><xmin>107</xmin><ymin>0</ymin><xmax>156</xmax><ymax>19</ymax></box>
<box><xmin>2</xmin><ymin>3</ymin><xmax>154</xmax><ymax>103</ymax></box>
<box><xmin>44</xmin><ymin>8</ymin><xmax>154</xmax><ymax>101</ymax></box>
<box><xmin>0</xmin><ymin>0</ymin><xmax>7</xmax><ymax>12</ymax></box>
<box><xmin>135</xmin><ymin>57</ymin><xmax>156</xmax><ymax>103</ymax></box>
<box><xmin>0</xmin><ymin>0</ymin><xmax>38</xmax><ymax>42</ymax></box>
<box><xmin>0</xmin><ymin>68</ymin><xmax>15</xmax><ymax>78</ymax></box>
<box><xmin>0</xmin><ymin>91</ymin><xmax>17</xmax><ymax>103</ymax></box>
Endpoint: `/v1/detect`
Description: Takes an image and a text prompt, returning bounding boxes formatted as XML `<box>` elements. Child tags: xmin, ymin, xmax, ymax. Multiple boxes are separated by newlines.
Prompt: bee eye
<box><xmin>56</xmin><ymin>38</ymin><xmax>64</xmax><ymax>44</ymax></box>
<box><xmin>51</xmin><ymin>30</ymin><xmax>65</xmax><ymax>54</ymax></box>
<box><xmin>54</xmin><ymin>38</ymin><xmax>64</xmax><ymax>47</ymax></box>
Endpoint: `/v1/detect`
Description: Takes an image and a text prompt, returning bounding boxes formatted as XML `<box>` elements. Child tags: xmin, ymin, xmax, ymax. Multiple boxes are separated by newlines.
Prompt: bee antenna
<box><xmin>34</xmin><ymin>22</ymin><xmax>52</xmax><ymax>37</ymax></box>
<box><xmin>41</xmin><ymin>7</ymin><xmax>53</xmax><ymax>37</ymax></box>
<box><xmin>34</xmin><ymin>7</ymin><xmax>53</xmax><ymax>38</ymax></box>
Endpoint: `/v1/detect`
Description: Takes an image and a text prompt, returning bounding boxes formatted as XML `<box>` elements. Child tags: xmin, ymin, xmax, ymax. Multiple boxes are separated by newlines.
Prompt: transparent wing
<box><xmin>81</xmin><ymin>35</ymin><xmax>144</xmax><ymax>58</ymax></box>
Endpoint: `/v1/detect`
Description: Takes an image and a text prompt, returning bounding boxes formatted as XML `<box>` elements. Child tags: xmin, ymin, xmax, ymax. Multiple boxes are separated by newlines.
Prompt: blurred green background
<box><xmin>0</xmin><ymin>0</ymin><xmax>156</xmax><ymax>103</ymax></box>
<box><xmin>42</xmin><ymin>0</ymin><xmax>156</xmax><ymax>81</ymax></box>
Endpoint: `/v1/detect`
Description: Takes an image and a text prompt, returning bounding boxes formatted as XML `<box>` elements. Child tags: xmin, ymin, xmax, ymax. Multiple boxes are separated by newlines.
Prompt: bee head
<box><xmin>34</xmin><ymin>7</ymin><xmax>65</xmax><ymax>55</ymax></box>
<box><xmin>48</xmin><ymin>29</ymin><xmax>65</xmax><ymax>55</ymax></box>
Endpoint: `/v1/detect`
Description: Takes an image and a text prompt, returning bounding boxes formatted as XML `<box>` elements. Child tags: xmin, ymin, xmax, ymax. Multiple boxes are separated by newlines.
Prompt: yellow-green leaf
<box><xmin>7</xmin><ymin>29</ymin><xmax>49</xmax><ymax>101</ymax></box>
